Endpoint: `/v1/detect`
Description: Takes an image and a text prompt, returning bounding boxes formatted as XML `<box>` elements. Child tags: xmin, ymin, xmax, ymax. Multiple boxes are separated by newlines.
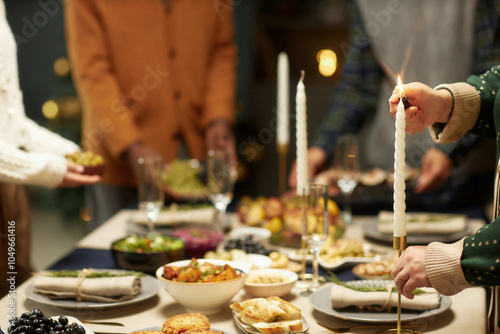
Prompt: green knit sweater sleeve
<box><xmin>461</xmin><ymin>65</ymin><xmax>500</xmax><ymax>285</ymax></box>
<box><xmin>426</xmin><ymin>65</ymin><xmax>500</xmax><ymax>290</ymax></box>
<box><xmin>466</xmin><ymin>65</ymin><xmax>500</xmax><ymax>139</ymax></box>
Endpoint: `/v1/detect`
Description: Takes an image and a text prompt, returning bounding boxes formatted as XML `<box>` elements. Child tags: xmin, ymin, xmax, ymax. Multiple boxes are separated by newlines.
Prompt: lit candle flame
<box><xmin>397</xmin><ymin>75</ymin><xmax>404</xmax><ymax>96</ymax></box>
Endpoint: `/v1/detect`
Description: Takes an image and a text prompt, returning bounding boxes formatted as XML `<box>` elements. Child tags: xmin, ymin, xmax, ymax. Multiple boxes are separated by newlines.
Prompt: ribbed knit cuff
<box><xmin>35</xmin><ymin>154</ymin><xmax>68</xmax><ymax>188</ymax></box>
<box><xmin>429</xmin><ymin>83</ymin><xmax>481</xmax><ymax>144</ymax></box>
<box><xmin>425</xmin><ymin>238</ymin><xmax>473</xmax><ymax>296</ymax></box>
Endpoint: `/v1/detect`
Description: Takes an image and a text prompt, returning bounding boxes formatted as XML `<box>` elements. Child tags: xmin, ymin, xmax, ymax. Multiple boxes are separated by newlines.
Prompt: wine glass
<box><xmin>137</xmin><ymin>156</ymin><xmax>165</xmax><ymax>234</ymax></box>
<box><xmin>301</xmin><ymin>183</ymin><xmax>329</xmax><ymax>292</ymax></box>
<box><xmin>206</xmin><ymin>149</ymin><xmax>237</xmax><ymax>231</ymax></box>
<box><xmin>334</xmin><ymin>134</ymin><xmax>360</xmax><ymax>225</ymax></box>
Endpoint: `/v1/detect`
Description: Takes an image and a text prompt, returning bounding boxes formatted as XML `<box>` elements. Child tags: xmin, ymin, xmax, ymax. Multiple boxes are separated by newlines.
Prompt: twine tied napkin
<box><xmin>34</xmin><ymin>269</ymin><xmax>141</xmax><ymax>302</ymax></box>
<box><xmin>377</xmin><ymin>211</ymin><xmax>466</xmax><ymax>235</ymax></box>
<box><xmin>331</xmin><ymin>282</ymin><xmax>440</xmax><ymax>311</ymax></box>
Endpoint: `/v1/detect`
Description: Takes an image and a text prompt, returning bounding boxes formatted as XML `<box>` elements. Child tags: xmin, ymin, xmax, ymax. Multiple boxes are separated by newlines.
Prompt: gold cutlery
<box><xmin>317</xmin><ymin>321</ymin><xmax>425</xmax><ymax>333</ymax></box>
<box><xmin>81</xmin><ymin>321</ymin><xmax>125</xmax><ymax>327</ymax></box>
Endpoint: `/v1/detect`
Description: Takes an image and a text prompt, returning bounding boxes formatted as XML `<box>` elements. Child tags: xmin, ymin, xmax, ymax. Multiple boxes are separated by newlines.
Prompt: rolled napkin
<box><xmin>330</xmin><ymin>281</ymin><xmax>440</xmax><ymax>311</ymax></box>
<box><xmin>34</xmin><ymin>269</ymin><xmax>142</xmax><ymax>302</ymax></box>
<box><xmin>134</xmin><ymin>207</ymin><xmax>215</xmax><ymax>225</ymax></box>
<box><xmin>377</xmin><ymin>210</ymin><xmax>466</xmax><ymax>234</ymax></box>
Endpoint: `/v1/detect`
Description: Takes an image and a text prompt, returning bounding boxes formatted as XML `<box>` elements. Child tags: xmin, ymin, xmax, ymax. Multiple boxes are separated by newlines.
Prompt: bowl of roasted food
<box><xmin>156</xmin><ymin>258</ymin><xmax>251</xmax><ymax>314</ymax></box>
<box><xmin>244</xmin><ymin>268</ymin><xmax>298</xmax><ymax>298</ymax></box>
<box><xmin>111</xmin><ymin>233</ymin><xmax>185</xmax><ymax>274</ymax></box>
<box><xmin>65</xmin><ymin>150</ymin><xmax>105</xmax><ymax>175</ymax></box>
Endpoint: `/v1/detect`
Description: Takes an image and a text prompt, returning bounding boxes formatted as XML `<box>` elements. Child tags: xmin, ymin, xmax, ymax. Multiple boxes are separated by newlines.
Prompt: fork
<box><xmin>317</xmin><ymin>321</ymin><xmax>425</xmax><ymax>333</ymax></box>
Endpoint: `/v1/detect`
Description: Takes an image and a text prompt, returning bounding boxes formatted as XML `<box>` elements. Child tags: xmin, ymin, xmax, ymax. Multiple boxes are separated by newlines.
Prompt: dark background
<box><xmin>4</xmin><ymin>0</ymin><xmax>349</xmax><ymax>221</ymax></box>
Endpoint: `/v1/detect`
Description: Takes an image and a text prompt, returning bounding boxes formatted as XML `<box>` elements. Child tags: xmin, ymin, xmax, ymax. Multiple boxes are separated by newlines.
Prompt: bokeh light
<box><xmin>317</xmin><ymin>49</ymin><xmax>337</xmax><ymax>77</ymax></box>
<box><xmin>42</xmin><ymin>100</ymin><xmax>59</xmax><ymax>119</ymax></box>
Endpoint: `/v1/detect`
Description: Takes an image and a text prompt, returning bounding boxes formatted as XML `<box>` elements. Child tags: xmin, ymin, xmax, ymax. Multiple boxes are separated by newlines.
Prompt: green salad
<box><xmin>113</xmin><ymin>234</ymin><xmax>184</xmax><ymax>253</ymax></box>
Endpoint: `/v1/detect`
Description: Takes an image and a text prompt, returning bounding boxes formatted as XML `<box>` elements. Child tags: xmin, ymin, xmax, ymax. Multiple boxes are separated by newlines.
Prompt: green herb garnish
<box><xmin>326</xmin><ymin>273</ymin><xmax>431</xmax><ymax>295</ymax></box>
<box><xmin>47</xmin><ymin>270</ymin><xmax>144</xmax><ymax>278</ymax></box>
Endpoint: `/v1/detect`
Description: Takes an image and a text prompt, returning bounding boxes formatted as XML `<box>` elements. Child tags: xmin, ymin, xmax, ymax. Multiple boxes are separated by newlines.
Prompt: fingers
<box><xmin>413</xmin><ymin>174</ymin><xmax>431</xmax><ymax>194</ymax></box>
<box><xmin>394</xmin><ymin>273</ymin><xmax>415</xmax><ymax>299</ymax></box>
<box><xmin>66</xmin><ymin>161</ymin><xmax>84</xmax><ymax>173</ymax></box>
<box><xmin>60</xmin><ymin>172</ymin><xmax>101</xmax><ymax>187</ymax></box>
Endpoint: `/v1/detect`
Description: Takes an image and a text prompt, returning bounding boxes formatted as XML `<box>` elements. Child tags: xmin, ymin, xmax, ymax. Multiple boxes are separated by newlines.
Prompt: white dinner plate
<box><xmin>25</xmin><ymin>273</ymin><xmax>161</xmax><ymax>310</ymax></box>
<box><xmin>2</xmin><ymin>316</ymin><xmax>94</xmax><ymax>334</ymax></box>
<box><xmin>232</xmin><ymin>311</ymin><xmax>309</xmax><ymax>334</ymax></box>
<box><xmin>137</xmin><ymin>326</ymin><xmax>228</xmax><ymax>334</ymax></box>
<box><xmin>310</xmin><ymin>283</ymin><xmax>452</xmax><ymax>323</ymax></box>
<box><xmin>317</xmin><ymin>243</ymin><xmax>376</xmax><ymax>270</ymax></box>
<box><xmin>363</xmin><ymin>219</ymin><xmax>474</xmax><ymax>245</ymax></box>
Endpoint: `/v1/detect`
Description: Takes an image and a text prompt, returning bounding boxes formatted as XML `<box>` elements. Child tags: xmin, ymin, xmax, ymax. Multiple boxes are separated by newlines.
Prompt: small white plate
<box><xmin>318</xmin><ymin>243</ymin><xmax>376</xmax><ymax>270</ymax></box>
<box><xmin>247</xmin><ymin>254</ymin><xmax>272</xmax><ymax>269</ymax></box>
<box><xmin>287</xmin><ymin>249</ymin><xmax>313</xmax><ymax>263</ymax></box>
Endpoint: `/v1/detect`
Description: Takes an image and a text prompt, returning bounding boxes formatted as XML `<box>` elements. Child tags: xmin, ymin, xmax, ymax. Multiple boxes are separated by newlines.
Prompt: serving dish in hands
<box><xmin>156</xmin><ymin>258</ymin><xmax>251</xmax><ymax>315</ymax></box>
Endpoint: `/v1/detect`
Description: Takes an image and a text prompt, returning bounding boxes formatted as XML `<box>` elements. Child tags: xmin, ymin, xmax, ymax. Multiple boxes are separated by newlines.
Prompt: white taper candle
<box><xmin>277</xmin><ymin>52</ymin><xmax>289</xmax><ymax>146</ymax></box>
<box><xmin>296</xmin><ymin>71</ymin><xmax>309</xmax><ymax>196</ymax></box>
<box><xmin>393</xmin><ymin>91</ymin><xmax>407</xmax><ymax>237</ymax></box>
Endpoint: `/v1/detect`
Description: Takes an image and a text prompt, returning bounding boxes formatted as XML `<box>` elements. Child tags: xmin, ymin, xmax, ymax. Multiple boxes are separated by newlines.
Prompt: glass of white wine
<box><xmin>301</xmin><ymin>182</ymin><xmax>329</xmax><ymax>292</ymax></box>
<box><xmin>137</xmin><ymin>156</ymin><xmax>165</xmax><ymax>234</ymax></box>
<box><xmin>334</xmin><ymin>134</ymin><xmax>360</xmax><ymax>225</ymax></box>
<box><xmin>206</xmin><ymin>149</ymin><xmax>237</xmax><ymax>231</ymax></box>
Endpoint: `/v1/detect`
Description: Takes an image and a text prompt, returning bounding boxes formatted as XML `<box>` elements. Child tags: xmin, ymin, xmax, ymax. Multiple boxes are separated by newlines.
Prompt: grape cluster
<box><xmin>224</xmin><ymin>235</ymin><xmax>271</xmax><ymax>255</ymax></box>
<box><xmin>8</xmin><ymin>309</ymin><xmax>86</xmax><ymax>334</ymax></box>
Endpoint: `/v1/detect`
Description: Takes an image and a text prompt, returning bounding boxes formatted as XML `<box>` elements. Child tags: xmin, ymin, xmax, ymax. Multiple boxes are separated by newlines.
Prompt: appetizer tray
<box><xmin>137</xmin><ymin>326</ymin><xmax>228</xmax><ymax>334</ymax></box>
<box><xmin>310</xmin><ymin>283</ymin><xmax>452</xmax><ymax>323</ymax></box>
<box><xmin>232</xmin><ymin>311</ymin><xmax>309</xmax><ymax>334</ymax></box>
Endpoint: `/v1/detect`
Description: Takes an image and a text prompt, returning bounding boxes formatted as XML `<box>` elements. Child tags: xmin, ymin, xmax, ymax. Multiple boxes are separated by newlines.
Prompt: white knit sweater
<box><xmin>0</xmin><ymin>1</ymin><xmax>79</xmax><ymax>188</ymax></box>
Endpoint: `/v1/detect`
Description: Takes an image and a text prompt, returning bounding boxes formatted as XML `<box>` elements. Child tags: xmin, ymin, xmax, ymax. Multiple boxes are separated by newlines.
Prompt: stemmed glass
<box><xmin>137</xmin><ymin>156</ymin><xmax>165</xmax><ymax>234</ymax></box>
<box><xmin>301</xmin><ymin>183</ymin><xmax>329</xmax><ymax>292</ymax></box>
<box><xmin>334</xmin><ymin>135</ymin><xmax>360</xmax><ymax>225</ymax></box>
<box><xmin>206</xmin><ymin>149</ymin><xmax>237</xmax><ymax>231</ymax></box>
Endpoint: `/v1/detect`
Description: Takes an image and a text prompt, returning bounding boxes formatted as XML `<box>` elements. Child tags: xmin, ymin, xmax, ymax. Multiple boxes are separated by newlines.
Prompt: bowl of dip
<box><xmin>244</xmin><ymin>268</ymin><xmax>298</xmax><ymax>298</ymax></box>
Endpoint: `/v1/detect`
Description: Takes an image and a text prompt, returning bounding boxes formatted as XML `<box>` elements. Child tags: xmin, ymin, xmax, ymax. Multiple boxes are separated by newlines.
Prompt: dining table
<box><xmin>0</xmin><ymin>209</ymin><xmax>489</xmax><ymax>333</ymax></box>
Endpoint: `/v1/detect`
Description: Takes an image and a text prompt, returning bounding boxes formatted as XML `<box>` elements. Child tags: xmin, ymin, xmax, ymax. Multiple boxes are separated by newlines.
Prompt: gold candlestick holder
<box><xmin>277</xmin><ymin>144</ymin><xmax>288</xmax><ymax>196</ymax></box>
<box><xmin>378</xmin><ymin>236</ymin><xmax>421</xmax><ymax>334</ymax></box>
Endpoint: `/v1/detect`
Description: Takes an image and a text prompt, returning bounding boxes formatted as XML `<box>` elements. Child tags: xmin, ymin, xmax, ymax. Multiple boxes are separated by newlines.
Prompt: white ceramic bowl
<box><xmin>156</xmin><ymin>259</ymin><xmax>251</xmax><ymax>314</ymax></box>
<box><xmin>229</xmin><ymin>227</ymin><xmax>271</xmax><ymax>246</ymax></box>
<box><xmin>244</xmin><ymin>268</ymin><xmax>298</xmax><ymax>298</ymax></box>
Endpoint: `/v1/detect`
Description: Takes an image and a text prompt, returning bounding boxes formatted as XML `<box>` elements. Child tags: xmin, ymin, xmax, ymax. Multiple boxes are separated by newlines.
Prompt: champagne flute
<box><xmin>206</xmin><ymin>149</ymin><xmax>236</xmax><ymax>231</ymax></box>
<box><xmin>334</xmin><ymin>135</ymin><xmax>360</xmax><ymax>225</ymax></box>
<box><xmin>301</xmin><ymin>183</ymin><xmax>329</xmax><ymax>292</ymax></box>
<box><xmin>137</xmin><ymin>156</ymin><xmax>165</xmax><ymax>234</ymax></box>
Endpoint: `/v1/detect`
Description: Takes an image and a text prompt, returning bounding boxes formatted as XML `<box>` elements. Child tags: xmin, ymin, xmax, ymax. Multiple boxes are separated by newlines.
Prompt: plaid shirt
<box><xmin>313</xmin><ymin>0</ymin><xmax>500</xmax><ymax>164</ymax></box>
